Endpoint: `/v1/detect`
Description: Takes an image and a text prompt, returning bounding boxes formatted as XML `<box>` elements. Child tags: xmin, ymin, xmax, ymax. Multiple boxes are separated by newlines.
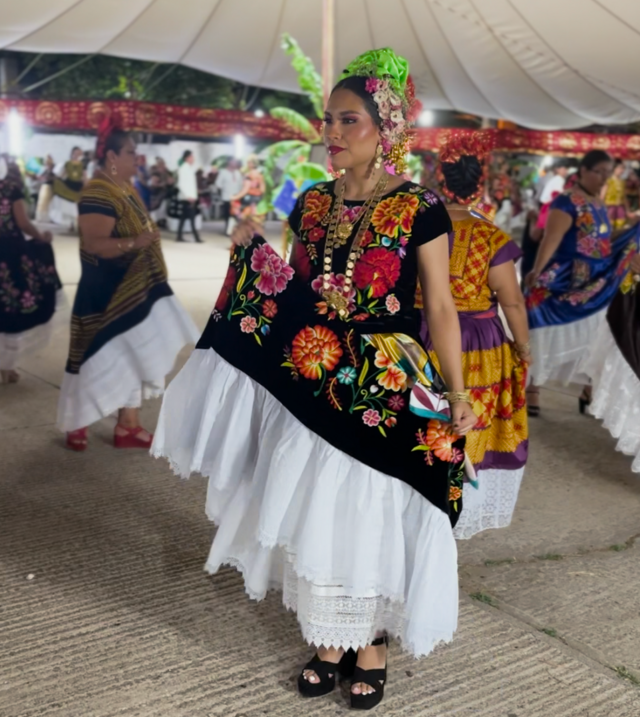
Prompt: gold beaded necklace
<box><xmin>98</xmin><ymin>169</ymin><xmax>155</xmax><ymax>232</ymax></box>
<box><xmin>322</xmin><ymin>174</ymin><xmax>389</xmax><ymax>318</ymax></box>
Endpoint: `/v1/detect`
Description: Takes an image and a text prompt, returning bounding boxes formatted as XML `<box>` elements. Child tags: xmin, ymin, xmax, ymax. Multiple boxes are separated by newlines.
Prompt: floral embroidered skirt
<box><xmin>152</xmin><ymin>239</ymin><xmax>465</xmax><ymax>656</ymax></box>
<box><xmin>0</xmin><ymin>235</ymin><xmax>62</xmax><ymax>370</ymax></box>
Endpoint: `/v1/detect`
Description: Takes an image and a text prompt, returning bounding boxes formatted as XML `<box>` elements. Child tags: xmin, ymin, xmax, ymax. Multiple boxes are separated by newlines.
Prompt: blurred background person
<box><xmin>231</xmin><ymin>154</ymin><xmax>265</xmax><ymax>222</ymax></box>
<box><xmin>176</xmin><ymin>150</ymin><xmax>202</xmax><ymax>243</ymax></box>
<box><xmin>50</xmin><ymin>146</ymin><xmax>86</xmax><ymax>233</ymax></box>
<box><xmin>214</xmin><ymin>158</ymin><xmax>243</xmax><ymax>235</ymax></box>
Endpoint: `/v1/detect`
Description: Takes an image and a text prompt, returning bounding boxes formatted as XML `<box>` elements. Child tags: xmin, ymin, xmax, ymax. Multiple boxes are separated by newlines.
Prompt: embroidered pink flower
<box><xmin>20</xmin><ymin>291</ymin><xmax>35</xmax><ymax>309</ymax></box>
<box><xmin>385</xmin><ymin>294</ymin><xmax>400</xmax><ymax>314</ymax></box>
<box><xmin>250</xmin><ymin>244</ymin><xmax>294</xmax><ymax>296</ymax></box>
<box><xmin>363</xmin><ymin>409</ymin><xmax>381</xmax><ymax>427</ymax></box>
<box><xmin>240</xmin><ymin>316</ymin><xmax>257</xmax><ymax>333</ymax></box>
<box><xmin>247</xmin><ymin>290</ymin><xmax>255</xmax><ymax>300</ymax></box>
<box><xmin>388</xmin><ymin>394</ymin><xmax>405</xmax><ymax>411</ymax></box>
<box><xmin>262</xmin><ymin>300</ymin><xmax>278</xmax><ymax>318</ymax></box>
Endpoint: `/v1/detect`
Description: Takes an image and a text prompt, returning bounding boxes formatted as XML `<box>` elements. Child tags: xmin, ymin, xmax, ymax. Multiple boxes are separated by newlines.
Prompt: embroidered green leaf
<box><xmin>378</xmin><ymin>426</ymin><xmax>387</xmax><ymax>438</ymax></box>
<box><xmin>231</xmin><ymin>310</ymin><xmax>245</xmax><ymax>316</ymax></box>
<box><xmin>368</xmin><ymin>300</ymin><xmax>377</xmax><ymax>308</ymax></box>
<box><xmin>367</xmin><ymin>286</ymin><xmax>374</xmax><ymax>299</ymax></box>
<box><xmin>281</xmin><ymin>361</ymin><xmax>295</xmax><ymax>368</ymax></box>
<box><xmin>352</xmin><ymin>405</ymin><xmax>367</xmax><ymax>411</ymax></box>
<box><xmin>411</xmin><ymin>445</ymin><xmax>430</xmax><ymax>452</ymax></box>
<box><xmin>253</xmin><ymin>333</ymin><xmax>262</xmax><ymax>346</ymax></box>
<box><xmin>358</xmin><ymin>358</ymin><xmax>369</xmax><ymax>386</ymax></box>
<box><xmin>236</xmin><ymin>263</ymin><xmax>248</xmax><ymax>293</ymax></box>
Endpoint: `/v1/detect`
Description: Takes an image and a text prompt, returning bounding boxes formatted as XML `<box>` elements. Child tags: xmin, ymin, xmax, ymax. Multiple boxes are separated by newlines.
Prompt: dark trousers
<box><xmin>177</xmin><ymin>201</ymin><xmax>201</xmax><ymax>241</ymax></box>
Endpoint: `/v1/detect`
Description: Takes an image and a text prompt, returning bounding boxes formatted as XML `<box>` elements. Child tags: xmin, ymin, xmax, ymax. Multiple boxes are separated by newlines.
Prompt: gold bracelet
<box><xmin>117</xmin><ymin>239</ymin><xmax>134</xmax><ymax>253</ymax></box>
<box><xmin>444</xmin><ymin>391</ymin><xmax>472</xmax><ymax>405</ymax></box>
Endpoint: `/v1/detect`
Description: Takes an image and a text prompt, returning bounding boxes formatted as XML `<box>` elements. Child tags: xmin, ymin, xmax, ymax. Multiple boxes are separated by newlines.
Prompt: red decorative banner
<box><xmin>0</xmin><ymin>99</ymin><xmax>639</xmax><ymax>158</ymax></box>
<box><xmin>410</xmin><ymin>127</ymin><xmax>640</xmax><ymax>159</ymax></box>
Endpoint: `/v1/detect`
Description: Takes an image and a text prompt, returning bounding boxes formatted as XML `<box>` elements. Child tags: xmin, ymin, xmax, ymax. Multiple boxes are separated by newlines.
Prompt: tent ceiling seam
<box><xmin>6</xmin><ymin>0</ymin><xmax>86</xmax><ymax>50</ymax></box>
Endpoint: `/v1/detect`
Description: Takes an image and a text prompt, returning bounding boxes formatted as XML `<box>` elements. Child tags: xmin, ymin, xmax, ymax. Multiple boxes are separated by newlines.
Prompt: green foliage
<box><xmin>4</xmin><ymin>52</ymin><xmax>314</xmax><ymax>114</ymax></box>
<box><xmin>269</xmin><ymin>107</ymin><xmax>320</xmax><ymax>143</ymax></box>
<box><xmin>281</xmin><ymin>33</ymin><xmax>324</xmax><ymax>119</ymax></box>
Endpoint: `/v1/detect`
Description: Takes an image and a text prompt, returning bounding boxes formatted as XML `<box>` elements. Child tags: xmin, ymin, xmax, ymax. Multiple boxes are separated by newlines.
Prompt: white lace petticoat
<box><xmin>152</xmin><ymin>348</ymin><xmax>459</xmax><ymax>658</ymax></box>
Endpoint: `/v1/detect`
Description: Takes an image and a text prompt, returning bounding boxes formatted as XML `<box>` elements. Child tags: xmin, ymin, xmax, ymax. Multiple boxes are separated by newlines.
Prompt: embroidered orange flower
<box><xmin>426</xmin><ymin>420</ymin><xmax>460</xmax><ymax>462</ymax></box>
<box><xmin>291</xmin><ymin>325</ymin><xmax>343</xmax><ymax>380</ymax></box>
<box><xmin>449</xmin><ymin>486</ymin><xmax>462</xmax><ymax>501</ymax></box>
<box><xmin>378</xmin><ymin>365</ymin><xmax>407</xmax><ymax>392</ymax></box>
<box><xmin>301</xmin><ymin>190</ymin><xmax>332</xmax><ymax>230</ymax></box>
<box><xmin>371</xmin><ymin>194</ymin><xmax>420</xmax><ymax>238</ymax></box>
<box><xmin>374</xmin><ymin>350</ymin><xmax>393</xmax><ymax>369</ymax></box>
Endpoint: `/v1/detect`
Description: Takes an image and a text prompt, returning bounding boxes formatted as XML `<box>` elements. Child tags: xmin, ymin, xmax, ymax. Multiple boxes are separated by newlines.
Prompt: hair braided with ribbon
<box><xmin>437</xmin><ymin>132</ymin><xmax>494</xmax><ymax>205</ymax></box>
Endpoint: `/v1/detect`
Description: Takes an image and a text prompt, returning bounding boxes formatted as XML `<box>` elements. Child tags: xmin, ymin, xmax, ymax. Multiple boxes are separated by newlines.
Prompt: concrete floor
<box><xmin>1</xmin><ymin>225</ymin><xmax>639</xmax><ymax>716</ymax></box>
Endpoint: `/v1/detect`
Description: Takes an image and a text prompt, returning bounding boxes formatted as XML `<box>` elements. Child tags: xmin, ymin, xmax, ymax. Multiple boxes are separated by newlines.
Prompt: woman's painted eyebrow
<box><xmin>324</xmin><ymin>110</ymin><xmax>362</xmax><ymax>117</ymax></box>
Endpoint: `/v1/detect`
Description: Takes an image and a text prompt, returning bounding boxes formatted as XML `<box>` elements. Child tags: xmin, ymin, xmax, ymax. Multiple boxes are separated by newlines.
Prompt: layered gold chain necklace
<box><xmin>98</xmin><ymin>170</ymin><xmax>155</xmax><ymax>232</ymax></box>
<box><xmin>322</xmin><ymin>174</ymin><xmax>389</xmax><ymax>318</ymax></box>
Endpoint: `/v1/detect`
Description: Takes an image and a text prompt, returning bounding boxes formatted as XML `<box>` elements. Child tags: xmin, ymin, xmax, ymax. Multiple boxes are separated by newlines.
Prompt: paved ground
<box><xmin>2</xmin><ymin>225</ymin><xmax>639</xmax><ymax>716</ymax></box>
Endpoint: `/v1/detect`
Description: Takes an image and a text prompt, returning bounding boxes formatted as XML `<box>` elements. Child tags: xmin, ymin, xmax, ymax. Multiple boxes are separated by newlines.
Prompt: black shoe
<box><xmin>194</xmin><ymin>235</ymin><xmax>204</xmax><ymax>243</ymax></box>
<box><xmin>176</xmin><ymin>236</ymin><xmax>185</xmax><ymax>242</ymax></box>
<box><xmin>350</xmin><ymin>636</ymin><xmax>388</xmax><ymax>711</ymax></box>
<box><xmin>527</xmin><ymin>405</ymin><xmax>540</xmax><ymax>418</ymax></box>
<box><xmin>578</xmin><ymin>394</ymin><xmax>591</xmax><ymax>415</ymax></box>
<box><xmin>298</xmin><ymin>648</ymin><xmax>357</xmax><ymax>699</ymax></box>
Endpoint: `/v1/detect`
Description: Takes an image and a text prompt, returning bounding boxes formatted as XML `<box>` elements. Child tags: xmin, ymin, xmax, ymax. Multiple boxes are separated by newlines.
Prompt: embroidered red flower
<box><xmin>353</xmin><ymin>248</ymin><xmax>401</xmax><ymax>298</ymax></box>
<box><xmin>215</xmin><ymin>265</ymin><xmax>237</xmax><ymax>311</ymax></box>
<box><xmin>301</xmin><ymin>190</ymin><xmax>332</xmax><ymax>230</ymax></box>
<box><xmin>308</xmin><ymin>226</ymin><xmax>326</xmax><ymax>243</ymax></box>
<box><xmin>291</xmin><ymin>239</ymin><xmax>311</xmax><ymax>282</ymax></box>
<box><xmin>388</xmin><ymin>394</ymin><xmax>405</xmax><ymax>411</ymax></box>
<box><xmin>526</xmin><ymin>286</ymin><xmax>551</xmax><ymax>310</ymax></box>
<box><xmin>262</xmin><ymin>300</ymin><xmax>278</xmax><ymax>318</ymax></box>
<box><xmin>291</xmin><ymin>325</ymin><xmax>343</xmax><ymax>380</ymax></box>
<box><xmin>371</xmin><ymin>194</ymin><xmax>420</xmax><ymax>238</ymax></box>
<box><xmin>250</xmin><ymin>244</ymin><xmax>294</xmax><ymax>296</ymax></box>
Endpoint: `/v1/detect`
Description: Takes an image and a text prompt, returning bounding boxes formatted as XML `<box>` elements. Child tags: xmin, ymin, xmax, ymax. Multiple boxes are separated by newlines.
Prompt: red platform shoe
<box><xmin>113</xmin><ymin>424</ymin><xmax>153</xmax><ymax>449</ymax></box>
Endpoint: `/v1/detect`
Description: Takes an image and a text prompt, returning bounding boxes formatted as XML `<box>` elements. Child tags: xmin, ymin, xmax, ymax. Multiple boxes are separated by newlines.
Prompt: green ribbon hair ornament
<box><xmin>339</xmin><ymin>48</ymin><xmax>410</xmax><ymax>98</ymax></box>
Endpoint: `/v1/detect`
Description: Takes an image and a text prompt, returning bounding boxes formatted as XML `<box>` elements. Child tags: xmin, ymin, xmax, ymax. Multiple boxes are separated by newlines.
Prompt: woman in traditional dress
<box><xmin>583</xmin><ymin>248</ymin><xmax>640</xmax><ymax>473</ymax></box>
<box><xmin>231</xmin><ymin>154</ymin><xmax>266</xmax><ymax>221</ymax></box>
<box><xmin>152</xmin><ymin>49</ymin><xmax>476</xmax><ymax>711</ymax></box>
<box><xmin>524</xmin><ymin>150</ymin><xmax>638</xmax><ymax>415</ymax></box>
<box><xmin>0</xmin><ymin>157</ymin><xmax>62</xmax><ymax>384</ymax></box>
<box><xmin>50</xmin><ymin>147</ymin><xmax>86</xmax><ymax>233</ymax></box>
<box><xmin>57</xmin><ymin>117</ymin><xmax>199</xmax><ymax>451</ymax></box>
<box><xmin>35</xmin><ymin>155</ymin><xmax>55</xmax><ymax>223</ymax></box>
<box><xmin>420</xmin><ymin>136</ymin><xmax>530</xmax><ymax>539</ymax></box>
<box><xmin>602</xmin><ymin>160</ymin><xmax>629</xmax><ymax>231</ymax></box>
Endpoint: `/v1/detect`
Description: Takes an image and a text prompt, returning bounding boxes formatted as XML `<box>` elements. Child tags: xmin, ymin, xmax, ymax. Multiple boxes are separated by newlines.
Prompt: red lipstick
<box><xmin>328</xmin><ymin>146</ymin><xmax>345</xmax><ymax>156</ymax></box>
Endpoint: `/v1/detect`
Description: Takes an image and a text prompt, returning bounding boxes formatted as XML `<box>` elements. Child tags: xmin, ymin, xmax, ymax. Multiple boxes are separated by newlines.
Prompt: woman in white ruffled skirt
<box><xmin>153</xmin><ymin>48</ymin><xmax>476</xmax><ymax>711</ymax></box>
<box><xmin>57</xmin><ymin>118</ymin><xmax>198</xmax><ymax>451</ymax></box>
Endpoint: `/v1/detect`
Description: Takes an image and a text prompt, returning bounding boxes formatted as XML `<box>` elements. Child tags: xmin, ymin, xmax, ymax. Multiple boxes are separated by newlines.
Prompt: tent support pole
<box><xmin>322</xmin><ymin>0</ymin><xmax>335</xmax><ymax>109</ymax></box>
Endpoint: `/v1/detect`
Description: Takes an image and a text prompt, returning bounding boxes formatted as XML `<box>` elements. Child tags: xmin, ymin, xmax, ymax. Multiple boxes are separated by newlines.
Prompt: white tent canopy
<box><xmin>2</xmin><ymin>0</ymin><xmax>640</xmax><ymax>129</ymax></box>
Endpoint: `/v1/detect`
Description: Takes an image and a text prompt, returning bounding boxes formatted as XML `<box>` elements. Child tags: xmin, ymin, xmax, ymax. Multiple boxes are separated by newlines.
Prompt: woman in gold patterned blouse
<box><xmin>57</xmin><ymin>117</ymin><xmax>198</xmax><ymax>451</ymax></box>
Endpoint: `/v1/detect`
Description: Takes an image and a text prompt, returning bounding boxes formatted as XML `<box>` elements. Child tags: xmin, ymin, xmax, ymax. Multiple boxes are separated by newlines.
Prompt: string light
<box><xmin>418</xmin><ymin>110</ymin><xmax>434</xmax><ymax>127</ymax></box>
<box><xmin>8</xmin><ymin>109</ymin><xmax>23</xmax><ymax>156</ymax></box>
<box><xmin>233</xmin><ymin>133</ymin><xmax>246</xmax><ymax>159</ymax></box>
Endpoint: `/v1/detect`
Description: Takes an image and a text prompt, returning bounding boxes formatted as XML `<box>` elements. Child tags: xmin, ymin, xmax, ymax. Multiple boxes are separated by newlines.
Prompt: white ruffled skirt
<box><xmin>152</xmin><ymin>349</ymin><xmax>459</xmax><ymax>657</ymax></box>
<box><xmin>528</xmin><ymin>310</ymin><xmax>605</xmax><ymax>386</ymax></box>
<box><xmin>57</xmin><ymin>295</ymin><xmax>199</xmax><ymax>431</ymax></box>
<box><xmin>453</xmin><ymin>467</ymin><xmax>525</xmax><ymax>540</ymax></box>
<box><xmin>583</xmin><ymin>322</ymin><xmax>640</xmax><ymax>473</ymax></box>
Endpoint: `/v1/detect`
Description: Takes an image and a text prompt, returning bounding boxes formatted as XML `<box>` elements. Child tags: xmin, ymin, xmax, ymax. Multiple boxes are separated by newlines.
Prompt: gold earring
<box><xmin>374</xmin><ymin>144</ymin><xmax>383</xmax><ymax>170</ymax></box>
<box><xmin>110</xmin><ymin>164</ymin><xmax>117</xmax><ymax>176</ymax></box>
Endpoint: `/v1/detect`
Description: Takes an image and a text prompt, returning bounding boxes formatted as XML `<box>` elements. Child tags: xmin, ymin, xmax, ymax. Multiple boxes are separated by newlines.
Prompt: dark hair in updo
<box><xmin>331</xmin><ymin>75</ymin><xmax>382</xmax><ymax>126</ymax></box>
<box><xmin>97</xmin><ymin>130</ymin><xmax>130</xmax><ymax>167</ymax></box>
<box><xmin>579</xmin><ymin>150</ymin><xmax>612</xmax><ymax>172</ymax></box>
<box><xmin>440</xmin><ymin>155</ymin><xmax>484</xmax><ymax>202</ymax></box>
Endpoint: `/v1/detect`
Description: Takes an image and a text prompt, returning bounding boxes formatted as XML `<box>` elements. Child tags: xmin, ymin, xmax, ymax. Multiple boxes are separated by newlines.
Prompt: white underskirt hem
<box><xmin>584</xmin><ymin>323</ymin><xmax>640</xmax><ymax>473</ymax></box>
<box><xmin>0</xmin><ymin>289</ymin><xmax>67</xmax><ymax>370</ymax></box>
<box><xmin>453</xmin><ymin>467</ymin><xmax>525</xmax><ymax>540</ymax></box>
<box><xmin>152</xmin><ymin>348</ymin><xmax>459</xmax><ymax>657</ymax></box>
<box><xmin>528</xmin><ymin>311</ymin><xmax>605</xmax><ymax>386</ymax></box>
<box><xmin>56</xmin><ymin>295</ymin><xmax>199</xmax><ymax>431</ymax></box>
<box><xmin>49</xmin><ymin>196</ymin><xmax>78</xmax><ymax>228</ymax></box>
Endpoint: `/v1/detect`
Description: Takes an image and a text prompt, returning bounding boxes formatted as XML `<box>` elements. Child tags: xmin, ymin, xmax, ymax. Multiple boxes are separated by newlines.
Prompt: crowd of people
<box><xmin>24</xmin><ymin>148</ymin><xmax>266</xmax><ymax>242</ymax></box>
<box><xmin>2</xmin><ymin>45</ymin><xmax>640</xmax><ymax>712</ymax></box>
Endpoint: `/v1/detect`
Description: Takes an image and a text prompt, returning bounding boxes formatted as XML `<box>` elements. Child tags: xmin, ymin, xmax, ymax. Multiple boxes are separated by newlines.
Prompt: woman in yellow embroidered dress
<box><xmin>421</xmin><ymin>136</ymin><xmax>530</xmax><ymax>539</ymax></box>
<box><xmin>57</xmin><ymin>117</ymin><xmax>198</xmax><ymax>451</ymax></box>
<box><xmin>602</xmin><ymin>160</ymin><xmax>629</xmax><ymax>230</ymax></box>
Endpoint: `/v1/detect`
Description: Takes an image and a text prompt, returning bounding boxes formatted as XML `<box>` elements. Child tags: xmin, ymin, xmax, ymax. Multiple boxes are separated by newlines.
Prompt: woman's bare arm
<box><xmin>527</xmin><ymin>208</ymin><xmax>572</xmax><ymax>283</ymax></box>
<box><xmin>79</xmin><ymin>214</ymin><xmax>157</xmax><ymax>258</ymax></box>
<box><xmin>12</xmin><ymin>200</ymin><xmax>48</xmax><ymax>241</ymax></box>
<box><xmin>488</xmin><ymin>260</ymin><xmax>530</xmax><ymax>358</ymax></box>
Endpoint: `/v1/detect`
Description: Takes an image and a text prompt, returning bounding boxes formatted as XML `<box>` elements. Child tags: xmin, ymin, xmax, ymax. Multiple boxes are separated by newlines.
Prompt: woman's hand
<box><xmin>134</xmin><ymin>229</ymin><xmax>160</xmax><ymax>249</ymax></box>
<box><xmin>630</xmin><ymin>252</ymin><xmax>640</xmax><ymax>275</ymax></box>
<box><xmin>524</xmin><ymin>270</ymin><xmax>539</xmax><ymax>289</ymax></box>
<box><xmin>451</xmin><ymin>402</ymin><xmax>477</xmax><ymax>436</ymax></box>
<box><xmin>516</xmin><ymin>345</ymin><xmax>533</xmax><ymax>365</ymax></box>
<box><xmin>231</xmin><ymin>218</ymin><xmax>262</xmax><ymax>247</ymax></box>
<box><xmin>38</xmin><ymin>231</ymin><xmax>53</xmax><ymax>244</ymax></box>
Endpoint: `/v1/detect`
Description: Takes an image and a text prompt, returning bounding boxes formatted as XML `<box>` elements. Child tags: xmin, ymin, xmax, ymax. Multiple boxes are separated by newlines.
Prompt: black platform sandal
<box><xmin>526</xmin><ymin>388</ymin><xmax>540</xmax><ymax>418</ymax></box>
<box><xmin>298</xmin><ymin>648</ymin><xmax>357</xmax><ymax>699</ymax></box>
<box><xmin>350</xmin><ymin>636</ymin><xmax>388</xmax><ymax>711</ymax></box>
<box><xmin>578</xmin><ymin>391</ymin><xmax>591</xmax><ymax>415</ymax></box>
